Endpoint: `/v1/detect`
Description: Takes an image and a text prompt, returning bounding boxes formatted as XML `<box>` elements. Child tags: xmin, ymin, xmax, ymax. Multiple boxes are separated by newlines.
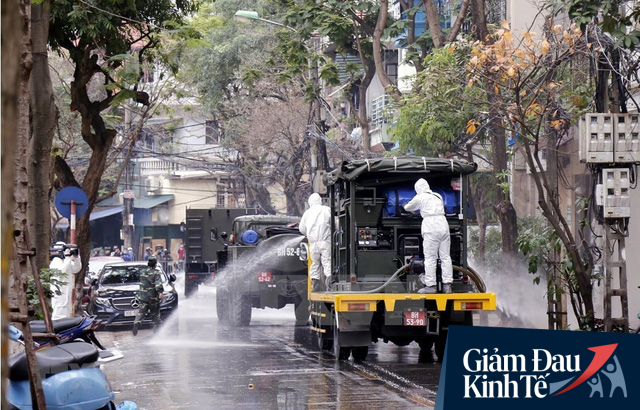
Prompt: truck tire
<box><xmin>317</xmin><ymin>331</ymin><xmax>333</xmax><ymax>351</ymax></box>
<box><xmin>231</xmin><ymin>293</ymin><xmax>252</xmax><ymax>327</ymax></box>
<box><xmin>333</xmin><ymin>315</ymin><xmax>351</xmax><ymax>360</ymax></box>
<box><xmin>294</xmin><ymin>298</ymin><xmax>310</xmax><ymax>326</ymax></box>
<box><xmin>435</xmin><ymin>334</ymin><xmax>447</xmax><ymax>362</ymax></box>
<box><xmin>418</xmin><ymin>339</ymin><xmax>434</xmax><ymax>362</ymax></box>
<box><xmin>184</xmin><ymin>279</ymin><xmax>198</xmax><ymax>298</ymax></box>
<box><xmin>216</xmin><ymin>288</ymin><xmax>230</xmax><ymax>323</ymax></box>
<box><xmin>351</xmin><ymin>346</ymin><xmax>369</xmax><ymax>362</ymax></box>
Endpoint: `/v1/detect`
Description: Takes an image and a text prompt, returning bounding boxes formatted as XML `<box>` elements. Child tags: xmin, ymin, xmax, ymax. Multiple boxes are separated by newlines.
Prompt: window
<box><xmin>205</xmin><ymin>120</ymin><xmax>219</xmax><ymax>144</ymax></box>
<box><xmin>371</xmin><ymin>95</ymin><xmax>390</xmax><ymax>125</ymax></box>
<box><xmin>217</xmin><ymin>184</ymin><xmax>226</xmax><ymax>208</ymax></box>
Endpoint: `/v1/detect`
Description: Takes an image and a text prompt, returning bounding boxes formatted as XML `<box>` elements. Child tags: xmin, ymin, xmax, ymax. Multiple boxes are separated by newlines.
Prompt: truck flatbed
<box><xmin>308</xmin><ymin>291</ymin><xmax>496</xmax><ymax>312</ymax></box>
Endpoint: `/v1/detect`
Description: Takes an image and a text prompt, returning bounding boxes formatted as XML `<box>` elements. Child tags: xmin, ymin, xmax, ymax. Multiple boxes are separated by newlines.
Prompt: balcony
<box><xmin>135</xmin><ymin>158</ymin><xmax>186</xmax><ymax>176</ymax></box>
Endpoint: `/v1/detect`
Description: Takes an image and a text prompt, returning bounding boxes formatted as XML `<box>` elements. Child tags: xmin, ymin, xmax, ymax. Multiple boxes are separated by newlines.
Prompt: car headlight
<box><xmin>161</xmin><ymin>292</ymin><xmax>176</xmax><ymax>305</ymax></box>
<box><xmin>94</xmin><ymin>297</ymin><xmax>111</xmax><ymax>308</ymax></box>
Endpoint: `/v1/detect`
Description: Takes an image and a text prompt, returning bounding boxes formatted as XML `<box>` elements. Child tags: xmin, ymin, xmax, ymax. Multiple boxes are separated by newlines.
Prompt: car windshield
<box><xmin>100</xmin><ymin>265</ymin><xmax>167</xmax><ymax>285</ymax></box>
<box><xmin>88</xmin><ymin>257</ymin><xmax>124</xmax><ymax>275</ymax></box>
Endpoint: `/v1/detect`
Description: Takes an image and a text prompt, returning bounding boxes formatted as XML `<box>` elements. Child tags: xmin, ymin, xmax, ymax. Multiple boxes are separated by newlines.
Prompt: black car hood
<box><xmin>97</xmin><ymin>284</ymin><xmax>139</xmax><ymax>297</ymax></box>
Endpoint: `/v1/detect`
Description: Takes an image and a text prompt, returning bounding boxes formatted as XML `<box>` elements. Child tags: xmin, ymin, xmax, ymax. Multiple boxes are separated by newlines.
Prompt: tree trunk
<box><xmin>351</xmin><ymin>59</ymin><xmax>376</xmax><ymax>157</ymax></box>
<box><xmin>470</xmin><ymin>0</ymin><xmax>489</xmax><ymax>41</ymax></box>
<box><xmin>373</xmin><ymin>0</ymin><xmax>402</xmax><ymax>102</ymax></box>
<box><xmin>446</xmin><ymin>0</ymin><xmax>471</xmax><ymax>43</ymax></box>
<box><xmin>424</xmin><ymin>0</ymin><xmax>446</xmax><ymax>48</ymax></box>
<box><xmin>12</xmin><ymin>0</ymin><xmax>33</xmax><ymax>311</ymax></box>
<box><xmin>2</xmin><ymin>0</ymin><xmax>23</xmax><ymax>402</ymax></box>
<box><xmin>28</xmin><ymin>0</ymin><xmax>56</xmax><ymax>270</ymax></box>
<box><xmin>472</xmin><ymin>0</ymin><xmax>519</xmax><ymax>255</ymax></box>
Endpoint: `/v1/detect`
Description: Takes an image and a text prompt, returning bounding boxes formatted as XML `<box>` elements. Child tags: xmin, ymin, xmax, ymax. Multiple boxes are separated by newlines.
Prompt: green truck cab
<box><xmin>183</xmin><ymin>208</ymin><xmax>260</xmax><ymax>297</ymax></box>
<box><xmin>215</xmin><ymin>215</ymin><xmax>309</xmax><ymax>326</ymax></box>
<box><xmin>309</xmin><ymin>157</ymin><xmax>496</xmax><ymax>362</ymax></box>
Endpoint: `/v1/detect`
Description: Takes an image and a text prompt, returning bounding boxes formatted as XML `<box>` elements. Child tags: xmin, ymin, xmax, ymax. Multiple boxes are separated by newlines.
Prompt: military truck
<box><xmin>183</xmin><ymin>208</ymin><xmax>260</xmax><ymax>297</ymax></box>
<box><xmin>309</xmin><ymin>157</ymin><xmax>496</xmax><ymax>362</ymax></box>
<box><xmin>215</xmin><ymin>215</ymin><xmax>309</xmax><ymax>326</ymax></box>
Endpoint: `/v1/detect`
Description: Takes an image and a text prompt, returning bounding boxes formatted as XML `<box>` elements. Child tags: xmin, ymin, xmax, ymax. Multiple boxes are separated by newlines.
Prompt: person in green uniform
<box><xmin>132</xmin><ymin>257</ymin><xmax>164</xmax><ymax>335</ymax></box>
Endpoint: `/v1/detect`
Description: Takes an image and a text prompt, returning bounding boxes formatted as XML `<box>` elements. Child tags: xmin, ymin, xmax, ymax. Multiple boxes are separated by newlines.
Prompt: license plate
<box><xmin>257</xmin><ymin>271</ymin><xmax>272</xmax><ymax>283</ymax></box>
<box><xmin>124</xmin><ymin>310</ymin><xmax>138</xmax><ymax>317</ymax></box>
<box><xmin>403</xmin><ymin>310</ymin><xmax>426</xmax><ymax>326</ymax></box>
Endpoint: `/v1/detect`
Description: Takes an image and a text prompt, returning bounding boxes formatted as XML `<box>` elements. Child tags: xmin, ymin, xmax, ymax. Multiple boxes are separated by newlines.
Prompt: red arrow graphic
<box><xmin>554</xmin><ymin>344</ymin><xmax>618</xmax><ymax>396</ymax></box>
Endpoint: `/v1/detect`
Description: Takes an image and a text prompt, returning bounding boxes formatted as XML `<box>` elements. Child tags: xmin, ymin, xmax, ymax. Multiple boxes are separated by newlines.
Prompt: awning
<box><xmin>134</xmin><ymin>194</ymin><xmax>174</xmax><ymax>209</ymax></box>
<box><xmin>55</xmin><ymin>206</ymin><xmax>123</xmax><ymax>229</ymax></box>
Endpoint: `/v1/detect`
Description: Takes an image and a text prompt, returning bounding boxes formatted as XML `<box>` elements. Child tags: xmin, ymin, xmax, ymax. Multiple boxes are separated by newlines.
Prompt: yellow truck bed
<box><xmin>308</xmin><ymin>291</ymin><xmax>496</xmax><ymax>312</ymax></box>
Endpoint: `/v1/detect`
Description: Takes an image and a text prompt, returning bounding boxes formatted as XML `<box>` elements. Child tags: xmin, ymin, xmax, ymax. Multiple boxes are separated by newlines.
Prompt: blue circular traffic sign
<box><xmin>55</xmin><ymin>186</ymin><xmax>89</xmax><ymax>219</ymax></box>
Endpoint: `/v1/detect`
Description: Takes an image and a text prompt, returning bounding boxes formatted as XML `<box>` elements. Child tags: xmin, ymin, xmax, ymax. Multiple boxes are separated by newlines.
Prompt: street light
<box><xmin>234</xmin><ymin>10</ymin><xmax>297</xmax><ymax>32</ymax></box>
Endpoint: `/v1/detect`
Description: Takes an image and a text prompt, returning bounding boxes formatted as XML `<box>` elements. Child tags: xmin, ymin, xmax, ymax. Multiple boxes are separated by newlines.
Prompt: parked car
<box><xmin>87</xmin><ymin>261</ymin><xmax>178</xmax><ymax>326</ymax></box>
<box><xmin>82</xmin><ymin>256</ymin><xmax>125</xmax><ymax>308</ymax></box>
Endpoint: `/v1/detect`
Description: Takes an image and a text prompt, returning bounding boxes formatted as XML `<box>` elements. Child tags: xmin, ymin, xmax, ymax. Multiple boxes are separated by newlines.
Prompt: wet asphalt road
<box><xmin>98</xmin><ymin>278</ymin><xmax>441</xmax><ymax>409</ymax></box>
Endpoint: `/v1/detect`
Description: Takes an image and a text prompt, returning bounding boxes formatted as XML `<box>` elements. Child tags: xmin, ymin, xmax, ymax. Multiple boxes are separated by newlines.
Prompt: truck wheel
<box><xmin>435</xmin><ymin>335</ymin><xmax>447</xmax><ymax>362</ymax></box>
<box><xmin>231</xmin><ymin>293</ymin><xmax>252</xmax><ymax>327</ymax></box>
<box><xmin>216</xmin><ymin>289</ymin><xmax>230</xmax><ymax>323</ymax></box>
<box><xmin>418</xmin><ymin>340</ymin><xmax>433</xmax><ymax>352</ymax></box>
<box><xmin>294</xmin><ymin>299</ymin><xmax>310</xmax><ymax>325</ymax></box>
<box><xmin>333</xmin><ymin>315</ymin><xmax>351</xmax><ymax>360</ymax></box>
<box><xmin>418</xmin><ymin>340</ymin><xmax>434</xmax><ymax>362</ymax></box>
<box><xmin>184</xmin><ymin>279</ymin><xmax>198</xmax><ymax>298</ymax></box>
<box><xmin>351</xmin><ymin>346</ymin><xmax>369</xmax><ymax>362</ymax></box>
<box><xmin>317</xmin><ymin>330</ymin><xmax>333</xmax><ymax>351</ymax></box>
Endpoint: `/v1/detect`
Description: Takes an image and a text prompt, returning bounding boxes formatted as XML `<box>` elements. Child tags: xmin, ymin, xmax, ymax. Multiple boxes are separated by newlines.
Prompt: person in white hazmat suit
<box><xmin>299</xmin><ymin>193</ymin><xmax>332</xmax><ymax>292</ymax></box>
<box><xmin>49</xmin><ymin>246</ymin><xmax>82</xmax><ymax>319</ymax></box>
<box><xmin>403</xmin><ymin>178</ymin><xmax>453</xmax><ymax>294</ymax></box>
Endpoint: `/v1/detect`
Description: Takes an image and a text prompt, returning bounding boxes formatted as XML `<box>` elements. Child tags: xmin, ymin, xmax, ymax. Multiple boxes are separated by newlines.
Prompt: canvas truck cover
<box><xmin>324</xmin><ymin>157</ymin><xmax>478</xmax><ymax>185</ymax></box>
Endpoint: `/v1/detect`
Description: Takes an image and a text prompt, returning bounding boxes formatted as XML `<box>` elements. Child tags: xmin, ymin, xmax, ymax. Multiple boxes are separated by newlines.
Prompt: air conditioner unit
<box><xmin>145</xmin><ymin>177</ymin><xmax>162</xmax><ymax>192</ymax></box>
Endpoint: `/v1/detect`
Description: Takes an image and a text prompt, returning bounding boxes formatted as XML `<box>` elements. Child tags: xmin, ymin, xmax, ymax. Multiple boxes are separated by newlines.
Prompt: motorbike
<box><xmin>28</xmin><ymin>315</ymin><xmax>105</xmax><ymax>350</ymax></box>
<box><xmin>7</xmin><ymin>324</ymin><xmax>137</xmax><ymax>410</ymax></box>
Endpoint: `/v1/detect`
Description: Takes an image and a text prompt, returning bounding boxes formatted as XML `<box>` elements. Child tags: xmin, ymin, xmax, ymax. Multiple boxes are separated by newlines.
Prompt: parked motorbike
<box><xmin>28</xmin><ymin>315</ymin><xmax>105</xmax><ymax>350</ymax></box>
<box><xmin>7</xmin><ymin>324</ymin><xmax>137</xmax><ymax>410</ymax></box>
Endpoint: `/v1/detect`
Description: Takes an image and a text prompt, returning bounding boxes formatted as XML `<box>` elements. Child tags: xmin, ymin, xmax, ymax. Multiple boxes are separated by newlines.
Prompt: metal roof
<box><xmin>56</xmin><ymin>206</ymin><xmax>123</xmax><ymax>229</ymax></box>
<box><xmin>134</xmin><ymin>194</ymin><xmax>174</xmax><ymax>209</ymax></box>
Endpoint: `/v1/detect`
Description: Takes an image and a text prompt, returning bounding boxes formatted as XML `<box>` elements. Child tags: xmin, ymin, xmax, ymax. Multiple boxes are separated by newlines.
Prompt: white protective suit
<box><xmin>299</xmin><ymin>193</ymin><xmax>331</xmax><ymax>280</ymax></box>
<box><xmin>403</xmin><ymin>178</ymin><xmax>453</xmax><ymax>286</ymax></box>
<box><xmin>50</xmin><ymin>252</ymin><xmax>82</xmax><ymax>319</ymax></box>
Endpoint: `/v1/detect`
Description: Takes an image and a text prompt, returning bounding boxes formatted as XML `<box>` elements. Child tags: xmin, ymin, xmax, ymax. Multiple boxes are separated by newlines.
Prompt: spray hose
<box><xmin>329</xmin><ymin>264</ymin><xmax>486</xmax><ymax>294</ymax></box>
<box><xmin>330</xmin><ymin>263</ymin><xmax>411</xmax><ymax>294</ymax></box>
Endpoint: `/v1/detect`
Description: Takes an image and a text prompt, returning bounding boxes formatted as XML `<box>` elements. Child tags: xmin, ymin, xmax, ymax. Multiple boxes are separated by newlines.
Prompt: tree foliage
<box><xmin>392</xmin><ymin>44</ymin><xmax>483</xmax><ymax>155</ymax></box>
<box><xmin>466</xmin><ymin>19</ymin><xmax>597</xmax><ymax>328</ymax></box>
<box><xmin>44</xmin><ymin>0</ymin><xmax>198</xmax><ymax>314</ymax></box>
<box><xmin>552</xmin><ymin>0</ymin><xmax>640</xmax><ymax>48</ymax></box>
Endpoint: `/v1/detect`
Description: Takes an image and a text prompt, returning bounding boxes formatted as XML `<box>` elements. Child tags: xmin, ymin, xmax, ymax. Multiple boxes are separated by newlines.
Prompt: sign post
<box><xmin>55</xmin><ymin>187</ymin><xmax>89</xmax><ymax>313</ymax></box>
<box><xmin>70</xmin><ymin>200</ymin><xmax>77</xmax><ymax>243</ymax></box>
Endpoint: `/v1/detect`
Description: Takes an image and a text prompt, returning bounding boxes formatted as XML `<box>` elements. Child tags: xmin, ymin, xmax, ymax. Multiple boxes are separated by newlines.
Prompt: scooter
<box><xmin>28</xmin><ymin>315</ymin><xmax>105</xmax><ymax>350</ymax></box>
<box><xmin>7</xmin><ymin>324</ymin><xmax>137</xmax><ymax>410</ymax></box>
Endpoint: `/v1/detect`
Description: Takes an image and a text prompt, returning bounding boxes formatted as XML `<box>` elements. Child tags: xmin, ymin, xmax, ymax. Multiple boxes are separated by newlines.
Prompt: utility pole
<box><xmin>122</xmin><ymin>160</ymin><xmax>135</xmax><ymax>253</ymax></box>
<box><xmin>310</xmin><ymin>33</ymin><xmax>328</xmax><ymax>194</ymax></box>
<box><xmin>122</xmin><ymin>106</ymin><xmax>135</xmax><ymax>253</ymax></box>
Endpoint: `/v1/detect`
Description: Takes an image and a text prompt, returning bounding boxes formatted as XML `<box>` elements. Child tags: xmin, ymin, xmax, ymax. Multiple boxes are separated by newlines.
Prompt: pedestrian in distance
<box><xmin>299</xmin><ymin>193</ymin><xmax>332</xmax><ymax>292</ymax></box>
<box><xmin>403</xmin><ymin>178</ymin><xmax>453</xmax><ymax>294</ymax></box>
<box><xmin>132</xmin><ymin>257</ymin><xmax>164</xmax><ymax>336</ymax></box>
<box><xmin>112</xmin><ymin>246</ymin><xmax>122</xmax><ymax>257</ymax></box>
<box><xmin>177</xmin><ymin>243</ymin><xmax>186</xmax><ymax>272</ymax></box>
<box><xmin>143</xmin><ymin>247</ymin><xmax>153</xmax><ymax>261</ymax></box>
<box><xmin>122</xmin><ymin>247</ymin><xmax>133</xmax><ymax>262</ymax></box>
